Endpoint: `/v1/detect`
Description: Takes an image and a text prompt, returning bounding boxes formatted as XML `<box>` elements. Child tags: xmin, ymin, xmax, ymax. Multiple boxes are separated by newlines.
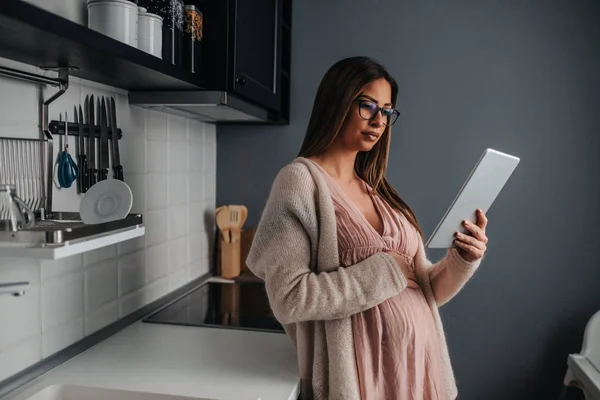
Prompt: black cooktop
<box><xmin>143</xmin><ymin>281</ymin><xmax>284</xmax><ymax>334</ymax></box>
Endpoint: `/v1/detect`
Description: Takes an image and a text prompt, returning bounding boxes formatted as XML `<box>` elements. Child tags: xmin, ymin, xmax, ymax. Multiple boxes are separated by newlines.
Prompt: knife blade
<box><xmin>87</xmin><ymin>94</ymin><xmax>97</xmax><ymax>188</ymax></box>
<box><xmin>109</xmin><ymin>97</ymin><xmax>124</xmax><ymax>181</ymax></box>
<box><xmin>99</xmin><ymin>97</ymin><xmax>109</xmax><ymax>181</ymax></box>
<box><xmin>77</xmin><ymin>105</ymin><xmax>89</xmax><ymax>193</ymax></box>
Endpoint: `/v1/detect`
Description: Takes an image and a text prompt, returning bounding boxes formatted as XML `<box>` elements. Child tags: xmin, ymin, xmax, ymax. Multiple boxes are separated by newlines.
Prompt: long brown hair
<box><xmin>298</xmin><ymin>56</ymin><xmax>424</xmax><ymax>239</ymax></box>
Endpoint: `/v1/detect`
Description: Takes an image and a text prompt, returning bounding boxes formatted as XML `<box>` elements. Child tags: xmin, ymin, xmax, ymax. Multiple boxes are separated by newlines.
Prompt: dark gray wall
<box><xmin>217</xmin><ymin>1</ymin><xmax>600</xmax><ymax>399</ymax></box>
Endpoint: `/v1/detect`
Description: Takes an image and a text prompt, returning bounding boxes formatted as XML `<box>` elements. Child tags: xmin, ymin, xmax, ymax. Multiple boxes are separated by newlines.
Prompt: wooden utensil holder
<box><xmin>220</xmin><ymin>237</ymin><xmax>241</xmax><ymax>279</ymax></box>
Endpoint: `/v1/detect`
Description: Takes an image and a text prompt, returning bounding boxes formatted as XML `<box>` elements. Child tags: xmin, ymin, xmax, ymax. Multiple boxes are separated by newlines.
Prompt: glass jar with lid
<box><xmin>182</xmin><ymin>5</ymin><xmax>203</xmax><ymax>74</ymax></box>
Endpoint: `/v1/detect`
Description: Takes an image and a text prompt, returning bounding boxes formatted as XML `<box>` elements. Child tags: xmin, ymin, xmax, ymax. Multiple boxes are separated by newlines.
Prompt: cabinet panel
<box><xmin>231</xmin><ymin>0</ymin><xmax>280</xmax><ymax>111</ymax></box>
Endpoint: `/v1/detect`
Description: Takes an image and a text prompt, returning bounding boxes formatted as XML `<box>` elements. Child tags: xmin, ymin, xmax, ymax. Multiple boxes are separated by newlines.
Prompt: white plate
<box><xmin>80</xmin><ymin>179</ymin><xmax>133</xmax><ymax>224</ymax></box>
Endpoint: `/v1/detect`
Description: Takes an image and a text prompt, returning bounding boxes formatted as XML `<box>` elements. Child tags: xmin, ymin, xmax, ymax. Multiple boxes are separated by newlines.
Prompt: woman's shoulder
<box><xmin>272</xmin><ymin>157</ymin><xmax>317</xmax><ymax>192</ymax></box>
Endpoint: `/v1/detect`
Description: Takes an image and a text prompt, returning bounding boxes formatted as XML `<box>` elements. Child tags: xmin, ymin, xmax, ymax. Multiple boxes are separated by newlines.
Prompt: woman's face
<box><xmin>335</xmin><ymin>78</ymin><xmax>398</xmax><ymax>152</ymax></box>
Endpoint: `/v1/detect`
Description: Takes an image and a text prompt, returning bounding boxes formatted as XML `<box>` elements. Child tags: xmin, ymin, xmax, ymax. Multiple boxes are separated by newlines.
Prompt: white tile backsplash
<box><xmin>188</xmin><ymin>144</ymin><xmax>204</xmax><ymax>172</ymax></box>
<box><xmin>145</xmin><ymin>110</ymin><xmax>167</xmax><ymax>138</ymax></box>
<box><xmin>41</xmin><ymin>273</ymin><xmax>84</xmax><ymax>333</ymax></box>
<box><xmin>118</xmin><ymin>288</ymin><xmax>145</xmax><ymax>318</ymax></box>
<box><xmin>84</xmin><ymin>300</ymin><xmax>119</xmax><ymax>335</ymax></box>
<box><xmin>145</xmin><ymin>173</ymin><xmax>168</xmax><ymax>210</ymax></box>
<box><xmin>168</xmin><ymin>205</ymin><xmax>188</xmax><ymax>239</ymax></box>
<box><xmin>0</xmin><ymin>57</ymin><xmax>216</xmax><ymax>382</ymax></box>
<box><xmin>168</xmin><ymin>173</ymin><xmax>188</xmax><ymax>206</ymax></box>
<box><xmin>41</xmin><ymin>317</ymin><xmax>84</xmax><ymax>358</ymax></box>
<box><xmin>118</xmin><ymin>250</ymin><xmax>146</xmax><ymax>296</ymax></box>
<box><xmin>145</xmin><ymin>277</ymin><xmax>170</xmax><ymax>303</ymax></box>
<box><xmin>84</xmin><ymin>245</ymin><xmax>117</xmax><ymax>268</ymax></box>
<box><xmin>169</xmin><ymin>142</ymin><xmax>189</xmax><ymax>172</ymax></box>
<box><xmin>146</xmin><ymin>137</ymin><xmax>168</xmax><ymax>172</ymax></box>
<box><xmin>40</xmin><ymin>255</ymin><xmax>83</xmax><ymax>282</ymax></box>
<box><xmin>84</xmin><ymin>259</ymin><xmax>118</xmax><ymax>312</ymax></box>
<box><xmin>145</xmin><ymin>208</ymin><xmax>169</xmax><ymax>247</ymax></box>
<box><xmin>168</xmin><ymin>114</ymin><xmax>188</xmax><ymax>142</ymax></box>
<box><xmin>145</xmin><ymin>243</ymin><xmax>169</xmax><ymax>284</ymax></box>
<box><xmin>120</xmin><ymin>135</ymin><xmax>146</xmax><ymax>173</ymax></box>
<box><xmin>168</xmin><ymin>237</ymin><xmax>188</xmax><ymax>273</ymax></box>
<box><xmin>188</xmin><ymin>173</ymin><xmax>205</xmax><ymax>203</ymax></box>
<box><xmin>118</xmin><ymin>235</ymin><xmax>145</xmax><ymax>256</ymax></box>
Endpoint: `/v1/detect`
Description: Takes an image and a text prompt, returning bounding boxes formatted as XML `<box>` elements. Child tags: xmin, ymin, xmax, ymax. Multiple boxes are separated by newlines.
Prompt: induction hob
<box><xmin>143</xmin><ymin>281</ymin><xmax>285</xmax><ymax>334</ymax></box>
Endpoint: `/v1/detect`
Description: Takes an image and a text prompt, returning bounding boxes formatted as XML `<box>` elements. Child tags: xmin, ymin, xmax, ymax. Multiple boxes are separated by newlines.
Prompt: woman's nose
<box><xmin>370</xmin><ymin>110</ymin><xmax>384</xmax><ymax>127</ymax></box>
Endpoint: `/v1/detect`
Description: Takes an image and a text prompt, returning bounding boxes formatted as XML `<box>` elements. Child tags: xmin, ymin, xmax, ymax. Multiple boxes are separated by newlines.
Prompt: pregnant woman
<box><xmin>247</xmin><ymin>56</ymin><xmax>488</xmax><ymax>400</ymax></box>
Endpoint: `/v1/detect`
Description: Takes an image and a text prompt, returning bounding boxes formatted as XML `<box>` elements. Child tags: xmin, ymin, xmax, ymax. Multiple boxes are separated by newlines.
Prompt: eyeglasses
<box><xmin>354</xmin><ymin>99</ymin><xmax>400</xmax><ymax>126</ymax></box>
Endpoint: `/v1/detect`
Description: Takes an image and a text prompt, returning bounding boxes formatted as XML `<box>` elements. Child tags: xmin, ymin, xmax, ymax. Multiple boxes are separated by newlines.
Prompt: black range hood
<box><xmin>128</xmin><ymin>91</ymin><xmax>270</xmax><ymax>123</ymax></box>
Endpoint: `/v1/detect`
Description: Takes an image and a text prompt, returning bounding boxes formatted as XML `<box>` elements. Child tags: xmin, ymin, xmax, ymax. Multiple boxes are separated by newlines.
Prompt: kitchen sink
<box><xmin>22</xmin><ymin>384</ymin><xmax>233</xmax><ymax>400</ymax></box>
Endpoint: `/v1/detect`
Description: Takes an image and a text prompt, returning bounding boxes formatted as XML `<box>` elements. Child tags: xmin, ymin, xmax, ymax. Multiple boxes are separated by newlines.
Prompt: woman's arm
<box><xmin>428</xmin><ymin>211</ymin><xmax>488</xmax><ymax>305</ymax></box>
<box><xmin>427</xmin><ymin>247</ymin><xmax>481</xmax><ymax>306</ymax></box>
<box><xmin>246</xmin><ymin>164</ymin><xmax>408</xmax><ymax>324</ymax></box>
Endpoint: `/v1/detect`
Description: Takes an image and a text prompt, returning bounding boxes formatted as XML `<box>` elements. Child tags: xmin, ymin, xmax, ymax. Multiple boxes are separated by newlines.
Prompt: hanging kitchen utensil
<box><xmin>87</xmin><ymin>94</ymin><xmax>98</xmax><ymax>188</ymax></box>
<box><xmin>76</xmin><ymin>105</ymin><xmax>89</xmax><ymax>193</ymax></box>
<box><xmin>98</xmin><ymin>97</ymin><xmax>110</xmax><ymax>181</ymax></box>
<box><xmin>55</xmin><ymin>113</ymin><xmax>78</xmax><ymax>189</ymax></box>
<box><xmin>110</xmin><ymin>96</ymin><xmax>124</xmax><ymax>181</ymax></box>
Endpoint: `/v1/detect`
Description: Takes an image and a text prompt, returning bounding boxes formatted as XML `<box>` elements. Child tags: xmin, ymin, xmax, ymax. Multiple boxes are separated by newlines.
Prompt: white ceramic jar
<box><xmin>87</xmin><ymin>0</ymin><xmax>139</xmax><ymax>47</ymax></box>
<box><xmin>138</xmin><ymin>7</ymin><xmax>163</xmax><ymax>58</ymax></box>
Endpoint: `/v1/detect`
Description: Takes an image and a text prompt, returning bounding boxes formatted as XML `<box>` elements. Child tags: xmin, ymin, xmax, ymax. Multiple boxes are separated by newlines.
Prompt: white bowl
<box><xmin>80</xmin><ymin>179</ymin><xmax>133</xmax><ymax>224</ymax></box>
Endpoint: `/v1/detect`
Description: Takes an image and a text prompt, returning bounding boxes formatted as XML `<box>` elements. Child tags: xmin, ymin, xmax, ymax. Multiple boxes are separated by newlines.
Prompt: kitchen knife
<box><xmin>109</xmin><ymin>97</ymin><xmax>124</xmax><ymax>181</ymax></box>
<box><xmin>77</xmin><ymin>105</ymin><xmax>89</xmax><ymax>193</ymax></box>
<box><xmin>99</xmin><ymin>97</ymin><xmax>109</xmax><ymax>181</ymax></box>
<box><xmin>87</xmin><ymin>94</ymin><xmax>97</xmax><ymax>188</ymax></box>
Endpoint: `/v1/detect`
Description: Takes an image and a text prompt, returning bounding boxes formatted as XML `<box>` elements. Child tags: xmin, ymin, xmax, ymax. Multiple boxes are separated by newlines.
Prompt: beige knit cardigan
<box><xmin>246</xmin><ymin>157</ymin><xmax>481</xmax><ymax>400</ymax></box>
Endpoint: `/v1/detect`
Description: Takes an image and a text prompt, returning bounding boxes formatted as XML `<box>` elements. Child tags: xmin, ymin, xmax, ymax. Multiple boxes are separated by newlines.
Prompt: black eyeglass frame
<box><xmin>353</xmin><ymin>98</ymin><xmax>400</xmax><ymax>127</ymax></box>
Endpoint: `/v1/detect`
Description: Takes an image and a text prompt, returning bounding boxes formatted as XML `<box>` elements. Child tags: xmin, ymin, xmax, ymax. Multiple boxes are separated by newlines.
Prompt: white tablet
<box><xmin>425</xmin><ymin>148</ymin><xmax>520</xmax><ymax>249</ymax></box>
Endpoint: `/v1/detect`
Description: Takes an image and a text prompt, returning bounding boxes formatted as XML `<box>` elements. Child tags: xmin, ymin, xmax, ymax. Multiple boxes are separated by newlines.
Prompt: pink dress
<box><xmin>312</xmin><ymin>162</ymin><xmax>446</xmax><ymax>400</ymax></box>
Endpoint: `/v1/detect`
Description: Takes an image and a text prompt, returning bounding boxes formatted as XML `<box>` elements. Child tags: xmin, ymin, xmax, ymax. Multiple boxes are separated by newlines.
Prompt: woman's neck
<box><xmin>309</xmin><ymin>147</ymin><xmax>358</xmax><ymax>185</ymax></box>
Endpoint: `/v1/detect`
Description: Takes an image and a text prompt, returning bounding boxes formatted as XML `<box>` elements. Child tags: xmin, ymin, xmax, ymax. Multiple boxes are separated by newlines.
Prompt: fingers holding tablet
<box><xmin>454</xmin><ymin>209</ymin><xmax>488</xmax><ymax>262</ymax></box>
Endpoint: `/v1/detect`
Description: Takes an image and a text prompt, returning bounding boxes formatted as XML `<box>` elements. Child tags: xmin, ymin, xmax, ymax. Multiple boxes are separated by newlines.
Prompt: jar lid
<box><xmin>138</xmin><ymin>7</ymin><xmax>163</xmax><ymax>21</ymax></box>
<box><xmin>87</xmin><ymin>0</ymin><xmax>138</xmax><ymax>6</ymax></box>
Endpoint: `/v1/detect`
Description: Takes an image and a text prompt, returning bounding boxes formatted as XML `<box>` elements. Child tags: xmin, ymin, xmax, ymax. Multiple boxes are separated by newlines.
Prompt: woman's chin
<box><xmin>355</xmin><ymin>140</ymin><xmax>378</xmax><ymax>152</ymax></box>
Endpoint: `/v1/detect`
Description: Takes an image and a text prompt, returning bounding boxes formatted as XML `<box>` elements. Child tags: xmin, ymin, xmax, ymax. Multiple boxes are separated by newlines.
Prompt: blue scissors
<box><xmin>55</xmin><ymin>112</ymin><xmax>79</xmax><ymax>189</ymax></box>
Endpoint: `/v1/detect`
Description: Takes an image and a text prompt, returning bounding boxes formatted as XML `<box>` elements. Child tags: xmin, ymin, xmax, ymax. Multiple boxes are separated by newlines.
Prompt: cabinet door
<box><xmin>231</xmin><ymin>0</ymin><xmax>281</xmax><ymax>112</ymax></box>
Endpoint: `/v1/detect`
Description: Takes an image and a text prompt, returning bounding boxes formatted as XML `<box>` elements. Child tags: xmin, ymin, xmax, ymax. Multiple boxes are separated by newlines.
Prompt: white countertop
<box><xmin>5</xmin><ymin>321</ymin><xmax>300</xmax><ymax>400</ymax></box>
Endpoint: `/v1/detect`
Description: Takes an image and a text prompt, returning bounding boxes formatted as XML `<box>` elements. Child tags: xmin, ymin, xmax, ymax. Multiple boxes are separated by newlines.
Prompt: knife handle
<box><xmin>78</xmin><ymin>155</ymin><xmax>89</xmax><ymax>193</ymax></box>
<box><xmin>88</xmin><ymin>169</ymin><xmax>97</xmax><ymax>188</ymax></box>
<box><xmin>113</xmin><ymin>165</ymin><xmax>124</xmax><ymax>181</ymax></box>
<box><xmin>99</xmin><ymin>169</ymin><xmax>108</xmax><ymax>181</ymax></box>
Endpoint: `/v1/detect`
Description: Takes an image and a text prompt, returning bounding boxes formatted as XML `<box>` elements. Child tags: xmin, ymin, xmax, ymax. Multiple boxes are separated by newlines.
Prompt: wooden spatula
<box><xmin>229</xmin><ymin>205</ymin><xmax>247</xmax><ymax>243</ymax></box>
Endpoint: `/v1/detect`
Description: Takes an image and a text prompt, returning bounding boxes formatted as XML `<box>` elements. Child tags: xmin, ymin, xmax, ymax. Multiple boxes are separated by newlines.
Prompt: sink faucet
<box><xmin>0</xmin><ymin>281</ymin><xmax>30</xmax><ymax>297</ymax></box>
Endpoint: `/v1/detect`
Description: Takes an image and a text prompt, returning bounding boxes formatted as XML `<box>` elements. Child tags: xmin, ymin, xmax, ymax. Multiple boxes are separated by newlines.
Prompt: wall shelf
<box><xmin>0</xmin><ymin>0</ymin><xmax>207</xmax><ymax>91</ymax></box>
<box><xmin>0</xmin><ymin>225</ymin><xmax>145</xmax><ymax>260</ymax></box>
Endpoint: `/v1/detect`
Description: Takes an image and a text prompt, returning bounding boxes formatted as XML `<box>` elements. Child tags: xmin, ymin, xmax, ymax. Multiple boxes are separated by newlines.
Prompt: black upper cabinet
<box><xmin>231</xmin><ymin>0</ymin><xmax>281</xmax><ymax>112</ymax></box>
<box><xmin>201</xmin><ymin>0</ymin><xmax>290</xmax><ymax>118</ymax></box>
<box><xmin>0</xmin><ymin>0</ymin><xmax>291</xmax><ymax>124</ymax></box>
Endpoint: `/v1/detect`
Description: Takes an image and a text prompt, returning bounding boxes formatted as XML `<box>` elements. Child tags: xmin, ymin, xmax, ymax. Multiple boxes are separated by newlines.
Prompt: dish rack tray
<box><xmin>0</xmin><ymin>136</ymin><xmax>143</xmax><ymax>248</ymax></box>
<box><xmin>0</xmin><ymin>212</ymin><xmax>143</xmax><ymax>245</ymax></box>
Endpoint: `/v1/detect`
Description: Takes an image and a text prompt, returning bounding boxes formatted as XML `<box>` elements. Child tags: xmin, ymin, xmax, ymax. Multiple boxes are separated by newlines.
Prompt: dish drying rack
<box><xmin>0</xmin><ymin>66</ymin><xmax>144</xmax><ymax>258</ymax></box>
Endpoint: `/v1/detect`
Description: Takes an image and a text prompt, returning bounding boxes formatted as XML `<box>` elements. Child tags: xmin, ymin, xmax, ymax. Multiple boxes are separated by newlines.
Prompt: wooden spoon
<box><xmin>215</xmin><ymin>206</ymin><xmax>231</xmax><ymax>243</ymax></box>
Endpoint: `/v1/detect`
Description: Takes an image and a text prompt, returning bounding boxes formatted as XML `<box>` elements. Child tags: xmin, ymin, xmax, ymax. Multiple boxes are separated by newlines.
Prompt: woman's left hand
<box><xmin>454</xmin><ymin>209</ymin><xmax>488</xmax><ymax>262</ymax></box>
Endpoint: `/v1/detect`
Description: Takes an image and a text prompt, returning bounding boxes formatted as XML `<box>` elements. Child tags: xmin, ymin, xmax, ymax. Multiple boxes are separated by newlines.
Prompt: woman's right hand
<box><xmin>386</xmin><ymin>251</ymin><xmax>419</xmax><ymax>288</ymax></box>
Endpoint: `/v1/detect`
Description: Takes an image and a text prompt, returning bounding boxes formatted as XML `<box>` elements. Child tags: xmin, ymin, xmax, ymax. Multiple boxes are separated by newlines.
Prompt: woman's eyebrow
<box><xmin>358</xmin><ymin>94</ymin><xmax>392</xmax><ymax>107</ymax></box>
